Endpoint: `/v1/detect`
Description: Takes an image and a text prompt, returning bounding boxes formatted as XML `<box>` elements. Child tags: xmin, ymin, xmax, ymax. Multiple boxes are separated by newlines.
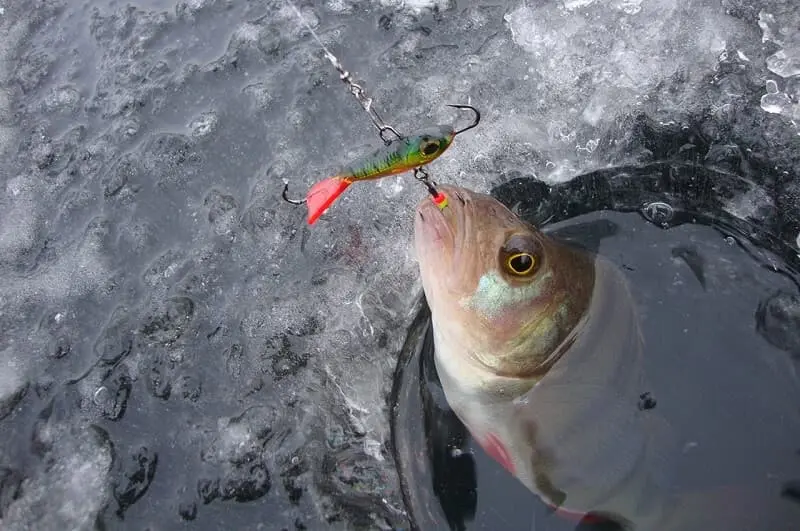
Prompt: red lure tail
<box><xmin>306</xmin><ymin>177</ymin><xmax>351</xmax><ymax>225</ymax></box>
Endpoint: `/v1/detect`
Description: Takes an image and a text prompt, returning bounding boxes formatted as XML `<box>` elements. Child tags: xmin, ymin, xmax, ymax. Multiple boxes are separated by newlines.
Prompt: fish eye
<box><xmin>499</xmin><ymin>234</ymin><xmax>541</xmax><ymax>278</ymax></box>
<box><xmin>506</xmin><ymin>253</ymin><xmax>536</xmax><ymax>276</ymax></box>
<box><xmin>421</xmin><ymin>139</ymin><xmax>440</xmax><ymax>156</ymax></box>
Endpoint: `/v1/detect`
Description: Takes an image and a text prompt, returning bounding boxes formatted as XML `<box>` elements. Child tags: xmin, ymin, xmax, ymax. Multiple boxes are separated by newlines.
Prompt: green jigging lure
<box><xmin>283</xmin><ymin>104</ymin><xmax>480</xmax><ymax>224</ymax></box>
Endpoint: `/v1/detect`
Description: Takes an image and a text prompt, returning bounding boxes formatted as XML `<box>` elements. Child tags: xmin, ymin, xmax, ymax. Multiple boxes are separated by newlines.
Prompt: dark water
<box><xmin>0</xmin><ymin>0</ymin><xmax>799</xmax><ymax>530</ymax></box>
<box><xmin>392</xmin><ymin>164</ymin><xmax>800</xmax><ymax>531</ymax></box>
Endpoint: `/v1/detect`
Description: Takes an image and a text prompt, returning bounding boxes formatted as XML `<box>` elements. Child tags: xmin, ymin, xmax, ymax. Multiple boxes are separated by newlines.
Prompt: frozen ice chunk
<box><xmin>505</xmin><ymin>0</ymin><xmax>734</xmax><ymax>91</ymax></box>
<box><xmin>42</xmin><ymin>85</ymin><xmax>81</xmax><ymax>113</ymax></box>
<box><xmin>761</xmin><ymin>91</ymin><xmax>793</xmax><ymax>115</ymax></box>
<box><xmin>758</xmin><ymin>11</ymin><xmax>779</xmax><ymax>44</ymax></box>
<box><xmin>375</xmin><ymin>0</ymin><xmax>452</xmax><ymax>13</ymax></box>
<box><xmin>767</xmin><ymin>50</ymin><xmax>800</xmax><ymax>78</ymax></box>
<box><xmin>0</xmin><ymin>424</ymin><xmax>112</xmax><ymax>530</ymax></box>
<box><xmin>614</xmin><ymin>0</ymin><xmax>643</xmax><ymax>15</ymax></box>
<box><xmin>758</xmin><ymin>10</ymin><xmax>800</xmax><ymax>79</ymax></box>
<box><xmin>325</xmin><ymin>0</ymin><xmax>353</xmax><ymax>13</ymax></box>
<box><xmin>196</xmin><ymin>407</ymin><xmax>276</xmax><ymax>505</ymax></box>
<box><xmin>759</xmin><ymin>79</ymin><xmax>800</xmax><ymax>134</ymax></box>
<box><xmin>189</xmin><ymin>111</ymin><xmax>218</xmax><ymax>138</ymax></box>
<box><xmin>563</xmin><ymin>0</ymin><xmax>595</xmax><ymax>10</ymax></box>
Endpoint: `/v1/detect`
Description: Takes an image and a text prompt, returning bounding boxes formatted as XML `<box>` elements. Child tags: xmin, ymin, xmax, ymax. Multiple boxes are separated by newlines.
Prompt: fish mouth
<box><xmin>413</xmin><ymin>185</ymin><xmax>470</xmax><ymax>252</ymax></box>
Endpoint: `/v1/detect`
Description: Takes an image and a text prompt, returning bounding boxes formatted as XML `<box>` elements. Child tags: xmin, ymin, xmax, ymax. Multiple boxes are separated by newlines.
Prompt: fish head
<box><xmin>414</xmin><ymin>185</ymin><xmax>595</xmax><ymax>380</ymax></box>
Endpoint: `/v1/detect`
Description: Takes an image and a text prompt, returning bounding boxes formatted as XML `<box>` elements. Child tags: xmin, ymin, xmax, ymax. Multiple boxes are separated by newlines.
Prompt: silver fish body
<box><xmin>413</xmin><ymin>185</ymin><xmax>800</xmax><ymax>530</ymax></box>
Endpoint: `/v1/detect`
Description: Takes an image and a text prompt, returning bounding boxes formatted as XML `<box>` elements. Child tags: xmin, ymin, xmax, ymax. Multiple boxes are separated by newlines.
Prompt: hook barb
<box><xmin>282</xmin><ymin>182</ymin><xmax>307</xmax><ymax>205</ymax></box>
<box><xmin>447</xmin><ymin>104</ymin><xmax>481</xmax><ymax>136</ymax></box>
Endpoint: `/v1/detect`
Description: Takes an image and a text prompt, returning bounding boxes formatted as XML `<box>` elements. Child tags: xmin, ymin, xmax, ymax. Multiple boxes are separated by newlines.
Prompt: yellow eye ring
<box><xmin>420</xmin><ymin>140</ymin><xmax>440</xmax><ymax>156</ymax></box>
<box><xmin>505</xmin><ymin>252</ymin><xmax>536</xmax><ymax>276</ymax></box>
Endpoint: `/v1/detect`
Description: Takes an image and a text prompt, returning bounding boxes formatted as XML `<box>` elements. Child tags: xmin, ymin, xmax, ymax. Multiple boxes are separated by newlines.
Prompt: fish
<box><xmin>412</xmin><ymin>185</ymin><xmax>800</xmax><ymax>530</ymax></box>
<box><xmin>296</xmin><ymin>104</ymin><xmax>479</xmax><ymax>225</ymax></box>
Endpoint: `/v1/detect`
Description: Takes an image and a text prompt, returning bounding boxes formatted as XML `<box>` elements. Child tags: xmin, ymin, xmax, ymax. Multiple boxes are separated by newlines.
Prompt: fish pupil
<box><xmin>510</xmin><ymin>254</ymin><xmax>533</xmax><ymax>273</ymax></box>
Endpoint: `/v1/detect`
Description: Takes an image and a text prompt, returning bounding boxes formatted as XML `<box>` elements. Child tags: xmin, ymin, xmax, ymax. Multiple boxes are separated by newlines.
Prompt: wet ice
<box><xmin>759</xmin><ymin>9</ymin><xmax>800</xmax><ymax>78</ymax></box>
<box><xmin>0</xmin><ymin>348</ymin><xmax>27</xmax><ymax>421</ymax></box>
<box><xmin>0</xmin><ymin>0</ymin><xmax>799</xmax><ymax>529</ymax></box>
<box><xmin>758</xmin><ymin>7</ymin><xmax>800</xmax><ymax>133</ymax></box>
<box><xmin>1</xmin><ymin>423</ymin><xmax>112</xmax><ymax>530</ymax></box>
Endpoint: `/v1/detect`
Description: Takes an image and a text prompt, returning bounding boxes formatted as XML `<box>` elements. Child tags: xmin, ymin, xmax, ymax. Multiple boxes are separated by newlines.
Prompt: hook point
<box><xmin>447</xmin><ymin>103</ymin><xmax>481</xmax><ymax>136</ymax></box>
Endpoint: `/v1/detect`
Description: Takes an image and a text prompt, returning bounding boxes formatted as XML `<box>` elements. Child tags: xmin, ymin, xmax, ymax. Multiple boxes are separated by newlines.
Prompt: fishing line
<box><xmin>279</xmin><ymin>0</ymin><xmax>480</xmax><ymax>223</ymax></box>
<box><xmin>282</xmin><ymin>0</ymin><xmax>403</xmax><ymax>144</ymax></box>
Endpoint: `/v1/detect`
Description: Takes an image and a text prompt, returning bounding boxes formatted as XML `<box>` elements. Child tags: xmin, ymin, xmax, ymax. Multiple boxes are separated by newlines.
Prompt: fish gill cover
<box><xmin>0</xmin><ymin>0</ymin><xmax>798</xmax><ymax>530</ymax></box>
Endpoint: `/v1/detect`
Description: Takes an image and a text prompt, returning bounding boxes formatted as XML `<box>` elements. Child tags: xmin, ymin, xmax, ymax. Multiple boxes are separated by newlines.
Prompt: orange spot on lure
<box><xmin>283</xmin><ymin>104</ymin><xmax>479</xmax><ymax>224</ymax></box>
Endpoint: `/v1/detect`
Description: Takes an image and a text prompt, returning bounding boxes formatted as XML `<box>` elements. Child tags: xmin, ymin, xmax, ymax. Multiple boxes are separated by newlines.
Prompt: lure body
<box><xmin>343</xmin><ymin>125</ymin><xmax>456</xmax><ymax>182</ymax></box>
<box><xmin>306</xmin><ymin>125</ymin><xmax>457</xmax><ymax>224</ymax></box>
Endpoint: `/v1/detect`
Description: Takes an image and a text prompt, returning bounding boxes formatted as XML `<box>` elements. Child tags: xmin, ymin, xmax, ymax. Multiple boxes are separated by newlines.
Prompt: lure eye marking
<box><xmin>421</xmin><ymin>137</ymin><xmax>440</xmax><ymax>156</ymax></box>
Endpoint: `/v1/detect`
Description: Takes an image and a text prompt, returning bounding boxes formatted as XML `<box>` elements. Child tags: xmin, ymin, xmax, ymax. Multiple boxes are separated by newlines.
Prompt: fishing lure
<box><xmin>282</xmin><ymin>104</ymin><xmax>480</xmax><ymax>224</ymax></box>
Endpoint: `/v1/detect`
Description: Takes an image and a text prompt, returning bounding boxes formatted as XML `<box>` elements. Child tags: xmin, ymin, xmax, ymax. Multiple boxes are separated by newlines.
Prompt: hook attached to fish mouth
<box><xmin>448</xmin><ymin>104</ymin><xmax>481</xmax><ymax>136</ymax></box>
<box><xmin>414</xmin><ymin>167</ymin><xmax>449</xmax><ymax>210</ymax></box>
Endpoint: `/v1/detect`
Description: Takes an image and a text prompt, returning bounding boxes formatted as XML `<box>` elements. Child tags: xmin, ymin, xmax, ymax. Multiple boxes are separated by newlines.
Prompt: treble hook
<box><xmin>282</xmin><ymin>182</ymin><xmax>306</xmax><ymax>205</ymax></box>
<box><xmin>447</xmin><ymin>104</ymin><xmax>481</xmax><ymax>136</ymax></box>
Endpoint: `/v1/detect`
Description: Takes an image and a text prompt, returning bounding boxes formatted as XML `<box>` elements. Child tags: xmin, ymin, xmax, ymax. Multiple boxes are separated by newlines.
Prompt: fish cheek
<box><xmin>463</xmin><ymin>271</ymin><xmax>545</xmax><ymax>324</ymax></box>
<box><xmin>482</xmin><ymin>291</ymin><xmax>548</xmax><ymax>344</ymax></box>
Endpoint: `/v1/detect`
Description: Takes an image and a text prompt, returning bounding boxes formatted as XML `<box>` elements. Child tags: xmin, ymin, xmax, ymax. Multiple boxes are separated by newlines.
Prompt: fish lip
<box><xmin>414</xmin><ymin>198</ymin><xmax>450</xmax><ymax>248</ymax></box>
<box><xmin>414</xmin><ymin>185</ymin><xmax>466</xmax><ymax>247</ymax></box>
<box><xmin>414</xmin><ymin>185</ymin><xmax>466</xmax><ymax>217</ymax></box>
<box><xmin>414</xmin><ymin>185</ymin><xmax>473</xmax><ymax>260</ymax></box>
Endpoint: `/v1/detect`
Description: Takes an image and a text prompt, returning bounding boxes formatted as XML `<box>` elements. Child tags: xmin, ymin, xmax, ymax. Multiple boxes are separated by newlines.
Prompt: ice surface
<box><xmin>0</xmin><ymin>0</ymin><xmax>798</xmax><ymax>529</ymax></box>
<box><xmin>375</xmin><ymin>0</ymin><xmax>452</xmax><ymax>13</ymax></box>
<box><xmin>0</xmin><ymin>4</ymin><xmax>27</xmax><ymax>159</ymax></box>
<box><xmin>504</xmin><ymin>0</ymin><xmax>730</xmax><ymax>119</ymax></box>
<box><xmin>723</xmin><ymin>183</ymin><xmax>776</xmax><ymax>221</ymax></box>
<box><xmin>758</xmin><ymin>7</ymin><xmax>800</xmax><ymax>134</ymax></box>
<box><xmin>759</xmin><ymin>9</ymin><xmax>800</xmax><ymax>78</ymax></box>
<box><xmin>0</xmin><ymin>184</ymin><xmax>40</xmax><ymax>264</ymax></box>
<box><xmin>0</xmin><ymin>348</ymin><xmax>27</xmax><ymax>421</ymax></box>
<box><xmin>0</xmin><ymin>423</ymin><xmax>112</xmax><ymax>530</ymax></box>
